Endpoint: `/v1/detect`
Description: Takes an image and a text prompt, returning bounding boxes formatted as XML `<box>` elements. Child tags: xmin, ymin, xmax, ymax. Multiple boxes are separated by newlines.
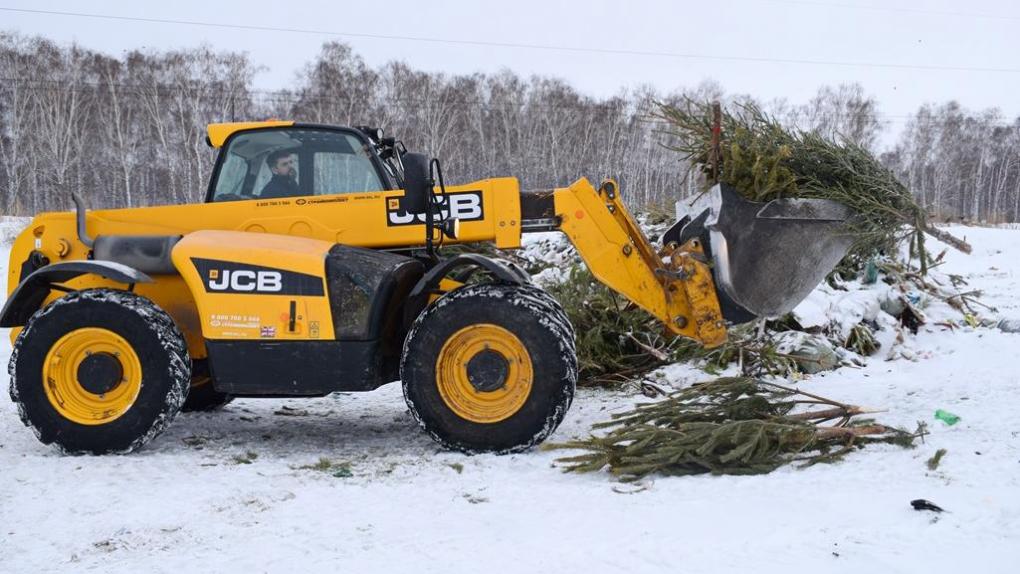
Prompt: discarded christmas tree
<box><xmin>549</xmin><ymin>377</ymin><xmax>923</xmax><ymax>481</ymax></box>
<box><xmin>545</xmin><ymin>265</ymin><xmax>711</xmax><ymax>384</ymax></box>
<box><xmin>655</xmin><ymin>99</ymin><xmax>971</xmax><ymax>272</ymax></box>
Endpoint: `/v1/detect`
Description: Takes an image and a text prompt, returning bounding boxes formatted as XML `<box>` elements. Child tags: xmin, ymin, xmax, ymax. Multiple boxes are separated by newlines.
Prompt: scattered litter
<box><xmin>773</xmin><ymin>332</ymin><xmax>839</xmax><ymax>374</ymax></box>
<box><xmin>997</xmin><ymin>318</ymin><xmax>1020</xmax><ymax>333</ymax></box>
<box><xmin>612</xmin><ymin>483</ymin><xmax>650</xmax><ymax>495</ymax></box>
<box><xmin>639</xmin><ymin>381</ymin><xmax>668</xmax><ymax>397</ymax></box>
<box><xmin>231</xmin><ymin>451</ymin><xmax>258</xmax><ymax>465</ymax></box>
<box><xmin>926</xmin><ymin>448</ymin><xmax>947</xmax><ymax>470</ymax></box>
<box><xmin>862</xmin><ymin>260</ymin><xmax>879</xmax><ymax>284</ymax></box>
<box><xmin>297</xmin><ymin>457</ymin><xmax>353</xmax><ymax>478</ymax></box>
<box><xmin>934</xmin><ymin>409</ymin><xmax>961</xmax><ymax>426</ymax></box>
<box><xmin>274</xmin><ymin>406</ymin><xmax>310</xmax><ymax>417</ymax></box>
<box><xmin>910</xmin><ymin>499</ymin><xmax>945</xmax><ymax>513</ymax></box>
<box><xmin>182</xmin><ymin>436</ymin><xmax>207</xmax><ymax>448</ymax></box>
<box><xmin>298</xmin><ymin>458</ymin><xmax>333</xmax><ymax>472</ymax></box>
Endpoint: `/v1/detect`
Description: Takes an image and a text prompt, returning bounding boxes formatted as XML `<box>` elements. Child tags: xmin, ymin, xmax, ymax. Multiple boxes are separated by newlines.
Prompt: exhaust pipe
<box><xmin>71</xmin><ymin>193</ymin><xmax>95</xmax><ymax>248</ymax></box>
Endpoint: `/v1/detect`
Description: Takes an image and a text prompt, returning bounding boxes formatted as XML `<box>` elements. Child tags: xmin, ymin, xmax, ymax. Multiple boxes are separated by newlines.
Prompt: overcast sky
<box><xmin>2</xmin><ymin>0</ymin><xmax>1018</xmax><ymax>147</ymax></box>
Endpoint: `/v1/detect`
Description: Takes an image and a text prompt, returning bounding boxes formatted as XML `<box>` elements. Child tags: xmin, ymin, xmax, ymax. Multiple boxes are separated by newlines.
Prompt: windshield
<box><xmin>210</xmin><ymin>128</ymin><xmax>386</xmax><ymax>202</ymax></box>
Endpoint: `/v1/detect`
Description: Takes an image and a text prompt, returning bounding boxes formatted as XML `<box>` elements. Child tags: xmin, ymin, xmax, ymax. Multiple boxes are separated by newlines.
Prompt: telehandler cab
<box><xmin>3</xmin><ymin>121</ymin><xmax>854</xmax><ymax>454</ymax></box>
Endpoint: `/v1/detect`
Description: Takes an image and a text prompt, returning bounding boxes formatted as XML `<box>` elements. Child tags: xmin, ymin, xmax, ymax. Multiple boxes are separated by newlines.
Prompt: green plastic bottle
<box><xmin>863</xmin><ymin>259</ymin><xmax>879</xmax><ymax>284</ymax></box>
<box><xmin>934</xmin><ymin>409</ymin><xmax>960</xmax><ymax>426</ymax></box>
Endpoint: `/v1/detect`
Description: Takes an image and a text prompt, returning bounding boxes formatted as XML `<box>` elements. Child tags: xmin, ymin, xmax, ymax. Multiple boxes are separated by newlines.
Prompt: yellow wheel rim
<box><xmin>42</xmin><ymin>327</ymin><xmax>143</xmax><ymax>425</ymax></box>
<box><xmin>435</xmin><ymin>323</ymin><xmax>533</xmax><ymax>424</ymax></box>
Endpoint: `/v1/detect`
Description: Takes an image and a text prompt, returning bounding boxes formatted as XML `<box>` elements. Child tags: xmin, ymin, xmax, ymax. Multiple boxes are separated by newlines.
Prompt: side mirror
<box><xmin>401</xmin><ymin>152</ymin><xmax>431</xmax><ymax>215</ymax></box>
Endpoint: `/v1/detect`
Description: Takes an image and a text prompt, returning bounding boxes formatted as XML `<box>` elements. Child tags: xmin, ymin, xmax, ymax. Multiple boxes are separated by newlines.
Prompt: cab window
<box><xmin>314</xmin><ymin>152</ymin><xmax>384</xmax><ymax>195</ymax></box>
<box><xmin>210</xmin><ymin>128</ymin><xmax>385</xmax><ymax>202</ymax></box>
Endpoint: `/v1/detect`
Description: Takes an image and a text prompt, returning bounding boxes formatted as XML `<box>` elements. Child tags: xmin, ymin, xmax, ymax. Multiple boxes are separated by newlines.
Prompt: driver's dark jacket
<box><xmin>260</xmin><ymin>174</ymin><xmax>301</xmax><ymax>199</ymax></box>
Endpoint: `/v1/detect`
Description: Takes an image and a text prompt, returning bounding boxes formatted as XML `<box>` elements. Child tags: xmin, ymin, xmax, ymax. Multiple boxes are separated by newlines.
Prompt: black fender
<box><xmin>0</xmin><ymin>261</ymin><xmax>153</xmax><ymax>328</ymax></box>
<box><xmin>408</xmin><ymin>254</ymin><xmax>530</xmax><ymax>301</ymax></box>
<box><xmin>403</xmin><ymin>254</ymin><xmax>531</xmax><ymax>329</ymax></box>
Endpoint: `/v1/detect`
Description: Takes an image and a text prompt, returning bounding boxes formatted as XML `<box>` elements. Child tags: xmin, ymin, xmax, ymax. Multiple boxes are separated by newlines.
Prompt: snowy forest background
<box><xmin>1</xmin><ymin>32</ymin><xmax>1018</xmax><ymax>222</ymax></box>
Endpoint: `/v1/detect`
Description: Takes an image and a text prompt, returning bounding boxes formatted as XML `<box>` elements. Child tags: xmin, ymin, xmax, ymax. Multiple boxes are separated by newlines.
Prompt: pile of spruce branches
<box><xmin>544</xmin><ymin>264</ymin><xmax>849</xmax><ymax>384</ymax></box>
<box><xmin>543</xmin><ymin>265</ymin><xmax>866</xmax><ymax>385</ymax></box>
<box><xmin>549</xmin><ymin>377</ymin><xmax>923</xmax><ymax>480</ymax></box>
<box><xmin>544</xmin><ymin>266</ymin><xmax>713</xmax><ymax>384</ymax></box>
<box><xmin>655</xmin><ymin>99</ymin><xmax>970</xmax><ymax>272</ymax></box>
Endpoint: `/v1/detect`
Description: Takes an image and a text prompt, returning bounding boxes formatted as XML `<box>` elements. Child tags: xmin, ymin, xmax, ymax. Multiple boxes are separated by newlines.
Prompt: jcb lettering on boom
<box><xmin>387</xmin><ymin>190</ymin><xmax>483</xmax><ymax>226</ymax></box>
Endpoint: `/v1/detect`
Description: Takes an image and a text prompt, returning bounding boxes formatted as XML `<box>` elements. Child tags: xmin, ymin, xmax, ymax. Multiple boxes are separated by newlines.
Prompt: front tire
<box><xmin>8</xmin><ymin>289</ymin><xmax>191</xmax><ymax>454</ymax></box>
<box><xmin>401</xmin><ymin>283</ymin><xmax>576</xmax><ymax>453</ymax></box>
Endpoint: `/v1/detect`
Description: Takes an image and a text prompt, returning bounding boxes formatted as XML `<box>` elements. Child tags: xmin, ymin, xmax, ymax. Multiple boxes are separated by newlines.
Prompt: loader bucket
<box><xmin>668</xmin><ymin>184</ymin><xmax>855</xmax><ymax>323</ymax></box>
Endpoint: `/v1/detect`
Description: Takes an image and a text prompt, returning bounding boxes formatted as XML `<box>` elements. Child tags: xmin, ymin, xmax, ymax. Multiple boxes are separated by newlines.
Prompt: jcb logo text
<box><xmin>208</xmin><ymin>270</ymin><xmax>283</xmax><ymax>293</ymax></box>
<box><xmin>387</xmin><ymin>191</ymin><xmax>484</xmax><ymax>226</ymax></box>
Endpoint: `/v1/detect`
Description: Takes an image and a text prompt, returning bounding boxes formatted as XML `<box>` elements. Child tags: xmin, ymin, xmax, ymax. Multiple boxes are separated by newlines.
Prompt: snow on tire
<box><xmin>401</xmin><ymin>282</ymin><xmax>577</xmax><ymax>454</ymax></box>
<box><xmin>8</xmin><ymin>289</ymin><xmax>191</xmax><ymax>454</ymax></box>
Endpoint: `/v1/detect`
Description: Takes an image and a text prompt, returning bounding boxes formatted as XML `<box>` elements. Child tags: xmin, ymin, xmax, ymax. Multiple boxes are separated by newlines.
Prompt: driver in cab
<box><xmin>260</xmin><ymin>150</ymin><xmax>301</xmax><ymax>198</ymax></box>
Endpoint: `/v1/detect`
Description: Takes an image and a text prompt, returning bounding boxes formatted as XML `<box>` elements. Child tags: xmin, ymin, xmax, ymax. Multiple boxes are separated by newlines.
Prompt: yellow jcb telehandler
<box><xmin>3</xmin><ymin>122</ymin><xmax>854</xmax><ymax>454</ymax></box>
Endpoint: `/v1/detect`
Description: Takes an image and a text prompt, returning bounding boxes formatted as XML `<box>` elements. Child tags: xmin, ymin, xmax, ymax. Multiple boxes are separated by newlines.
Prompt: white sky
<box><xmin>2</xmin><ymin>0</ymin><xmax>1018</xmax><ymax>148</ymax></box>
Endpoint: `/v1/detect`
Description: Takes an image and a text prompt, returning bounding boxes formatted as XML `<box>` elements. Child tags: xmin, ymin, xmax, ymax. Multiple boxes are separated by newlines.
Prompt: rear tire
<box><xmin>8</xmin><ymin>289</ymin><xmax>191</xmax><ymax>454</ymax></box>
<box><xmin>401</xmin><ymin>283</ymin><xmax>576</xmax><ymax>453</ymax></box>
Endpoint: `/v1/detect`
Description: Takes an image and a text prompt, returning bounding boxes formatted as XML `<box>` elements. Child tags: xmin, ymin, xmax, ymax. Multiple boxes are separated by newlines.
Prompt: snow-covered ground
<box><xmin>1</xmin><ymin>223</ymin><xmax>1019</xmax><ymax>573</ymax></box>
